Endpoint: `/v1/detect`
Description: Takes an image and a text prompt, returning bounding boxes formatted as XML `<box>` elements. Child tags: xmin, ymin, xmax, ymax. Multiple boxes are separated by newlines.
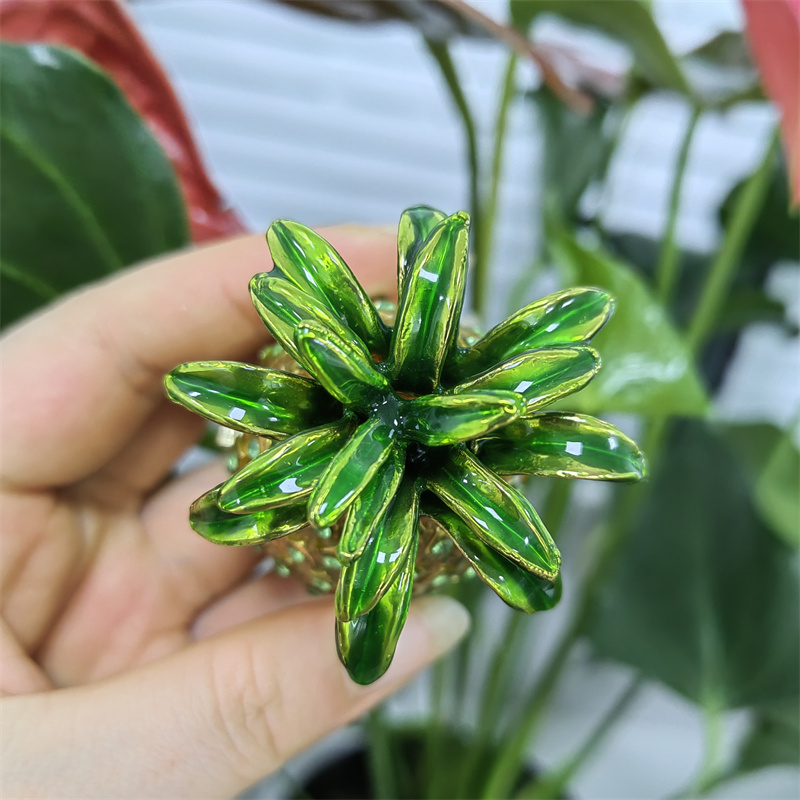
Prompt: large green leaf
<box><xmin>549</xmin><ymin>223</ymin><xmax>708</xmax><ymax>416</ymax></box>
<box><xmin>0</xmin><ymin>43</ymin><xmax>189</xmax><ymax>327</ymax></box>
<box><xmin>587</xmin><ymin>420</ymin><xmax>800</xmax><ymax>710</ymax></box>
<box><xmin>726</xmin><ymin>423</ymin><xmax>800</xmax><ymax>549</ymax></box>
<box><xmin>510</xmin><ymin>0</ymin><xmax>691</xmax><ymax>95</ymax></box>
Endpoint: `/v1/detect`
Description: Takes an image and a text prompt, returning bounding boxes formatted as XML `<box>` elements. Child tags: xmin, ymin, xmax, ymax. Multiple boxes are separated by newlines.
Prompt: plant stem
<box><xmin>515</xmin><ymin>674</ymin><xmax>644</xmax><ymax>799</ymax></box>
<box><xmin>686</xmin><ymin>130</ymin><xmax>779</xmax><ymax>353</ymax></box>
<box><xmin>657</xmin><ymin>104</ymin><xmax>701</xmax><ymax>304</ymax></box>
<box><xmin>475</xmin><ymin>52</ymin><xmax>518</xmax><ymax>320</ymax></box>
<box><xmin>366</xmin><ymin>706</ymin><xmax>401</xmax><ymax>800</ymax></box>
<box><xmin>423</xmin><ymin>38</ymin><xmax>483</xmax><ymax>315</ymax></box>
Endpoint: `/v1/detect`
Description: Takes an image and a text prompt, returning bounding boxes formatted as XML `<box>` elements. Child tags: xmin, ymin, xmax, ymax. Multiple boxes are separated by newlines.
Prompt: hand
<box><xmin>0</xmin><ymin>230</ymin><xmax>470</xmax><ymax>799</ymax></box>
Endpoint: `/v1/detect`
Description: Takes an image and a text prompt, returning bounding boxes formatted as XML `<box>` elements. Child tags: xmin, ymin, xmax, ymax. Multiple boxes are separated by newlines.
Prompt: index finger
<box><xmin>1</xmin><ymin>228</ymin><xmax>397</xmax><ymax>489</ymax></box>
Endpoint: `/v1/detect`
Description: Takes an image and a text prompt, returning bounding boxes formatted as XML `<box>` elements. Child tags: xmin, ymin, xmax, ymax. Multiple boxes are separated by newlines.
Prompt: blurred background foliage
<box><xmin>0</xmin><ymin>0</ymin><xmax>797</xmax><ymax>797</ymax></box>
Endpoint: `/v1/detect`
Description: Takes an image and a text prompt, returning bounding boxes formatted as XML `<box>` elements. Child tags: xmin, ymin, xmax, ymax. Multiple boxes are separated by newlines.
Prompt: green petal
<box><xmin>451</xmin><ymin>287</ymin><xmax>613</xmax><ymax>380</ymax></box>
<box><xmin>338</xmin><ymin>449</ymin><xmax>406</xmax><ymax>563</ymax></box>
<box><xmin>335</xmin><ymin>479</ymin><xmax>419</xmax><ymax>622</ymax></box>
<box><xmin>294</xmin><ymin>321</ymin><xmax>392</xmax><ymax>411</ymax></box>
<box><xmin>249</xmin><ymin>274</ymin><xmax>371</xmax><ymax>366</ymax></box>
<box><xmin>218</xmin><ymin>419</ymin><xmax>353</xmax><ymax>513</ymax></box>
<box><xmin>267</xmin><ymin>220</ymin><xmax>389</xmax><ymax>354</ymax></box>
<box><xmin>452</xmin><ymin>347</ymin><xmax>600</xmax><ymax>414</ymax></box>
<box><xmin>336</xmin><ymin>535</ymin><xmax>418</xmax><ymax>685</ymax></box>
<box><xmin>424</xmin><ymin>500</ymin><xmax>562</xmax><ymax>613</ymax></box>
<box><xmin>403</xmin><ymin>391</ymin><xmax>524</xmax><ymax>446</ymax></box>
<box><xmin>388</xmin><ymin>212</ymin><xmax>469</xmax><ymax>393</ymax></box>
<box><xmin>478</xmin><ymin>412</ymin><xmax>647</xmax><ymax>481</ymax></box>
<box><xmin>426</xmin><ymin>448</ymin><xmax>560</xmax><ymax>580</ymax></box>
<box><xmin>190</xmin><ymin>486</ymin><xmax>308</xmax><ymax>545</ymax></box>
<box><xmin>165</xmin><ymin>361</ymin><xmax>337</xmax><ymax>437</ymax></box>
<box><xmin>397</xmin><ymin>205</ymin><xmax>447</xmax><ymax>296</ymax></box>
<box><xmin>308</xmin><ymin>418</ymin><xmax>398</xmax><ymax>528</ymax></box>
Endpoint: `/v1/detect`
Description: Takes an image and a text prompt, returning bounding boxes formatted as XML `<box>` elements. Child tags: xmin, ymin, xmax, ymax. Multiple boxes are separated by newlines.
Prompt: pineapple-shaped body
<box><xmin>165</xmin><ymin>206</ymin><xmax>645</xmax><ymax>684</ymax></box>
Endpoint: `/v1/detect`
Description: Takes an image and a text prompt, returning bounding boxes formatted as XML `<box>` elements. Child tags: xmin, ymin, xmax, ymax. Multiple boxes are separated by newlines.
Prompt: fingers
<box><xmin>1</xmin><ymin>228</ymin><xmax>397</xmax><ymax>490</ymax></box>
<box><xmin>2</xmin><ymin>596</ymin><xmax>470</xmax><ymax>799</ymax></box>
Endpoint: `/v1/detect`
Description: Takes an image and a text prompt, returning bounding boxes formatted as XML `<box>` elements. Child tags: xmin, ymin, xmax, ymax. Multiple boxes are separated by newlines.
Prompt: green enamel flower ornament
<box><xmin>165</xmin><ymin>206</ymin><xmax>646</xmax><ymax>684</ymax></box>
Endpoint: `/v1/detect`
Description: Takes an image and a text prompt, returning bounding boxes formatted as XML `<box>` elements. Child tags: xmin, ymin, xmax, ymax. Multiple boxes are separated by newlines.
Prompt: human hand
<box><xmin>0</xmin><ymin>230</ymin><xmax>470</xmax><ymax>799</ymax></box>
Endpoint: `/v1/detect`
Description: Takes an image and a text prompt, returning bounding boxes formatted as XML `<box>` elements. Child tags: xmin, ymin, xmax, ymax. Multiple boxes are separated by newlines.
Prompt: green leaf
<box><xmin>549</xmin><ymin>224</ymin><xmax>708</xmax><ymax>416</ymax></box>
<box><xmin>308</xmin><ymin>418</ymin><xmax>398</xmax><ymax>528</ymax></box>
<box><xmin>294</xmin><ymin>320</ymin><xmax>392</xmax><ymax>412</ymax></box>
<box><xmin>389</xmin><ymin>212</ymin><xmax>469</xmax><ymax>393</ymax></box>
<box><xmin>267</xmin><ymin>220</ymin><xmax>389</xmax><ymax>354</ymax></box>
<box><xmin>426</xmin><ymin>448</ymin><xmax>560</xmax><ymax>580</ymax></box>
<box><xmin>164</xmin><ymin>361</ymin><xmax>337</xmax><ymax>437</ymax></box>
<box><xmin>218</xmin><ymin>420</ymin><xmax>354</xmax><ymax>513</ymax></box>
<box><xmin>735</xmin><ymin>702</ymin><xmax>800</xmax><ymax>774</ymax></box>
<box><xmin>336</xmin><ymin>535</ymin><xmax>418</xmax><ymax>685</ymax></box>
<box><xmin>403</xmin><ymin>391</ymin><xmax>524</xmax><ymax>446</ymax></box>
<box><xmin>452</xmin><ymin>287</ymin><xmax>613</xmax><ymax>381</ymax></box>
<box><xmin>249</xmin><ymin>274</ymin><xmax>372</xmax><ymax>366</ymax></box>
<box><xmin>587</xmin><ymin>420</ymin><xmax>800</xmax><ymax>710</ymax></box>
<box><xmin>478</xmin><ymin>412</ymin><xmax>646</xmax><ymax>481</ymax></box>
<box><xmin>726</xmin><ymin>423</ymin><xmax>800</xmax><ymax>549</ymax></box>
<box><xmin>397</xmin><ymin>205</ymin><xmax>447</xmax><ymax>297</ymax></box>
<box><xmin>335</xmin><ymin>479</ymin><xmax>419</xmax><ymax>621</ymax></box>
<box><xmin>0</xmin><ymin>44</ymin><xmax>189</xmax><ymax>328</ymax></box>
<box><xmin>510</xmin><ymin>0</ymin><xmax>691</xmax><ymax>95</ymax></box>
<box><xmin>338</xmin><ymin>449</ymin><xmax>406</xmax><ymax>563</ymax></box>
<box><xmin>189</xmin><ymin>486</ymin><xmax>308</xmax><ymax>545</ymax></box>
<box><xmin>425</xmin><ymin>499</ymin><xmax>562</xmax><ymax>613</ymax></box>
<box><xmin>453</xmin><ymin>346</ymin><xmax>600</xmax><ymax>414</ymax></box>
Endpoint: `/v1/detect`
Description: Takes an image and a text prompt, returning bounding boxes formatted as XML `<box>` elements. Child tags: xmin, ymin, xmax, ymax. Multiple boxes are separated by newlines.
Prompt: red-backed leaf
<box><xmin>0</xmin><ymin>0</ymin><xmax>248</xmax><ymax>241</ymax></box>
<box><xmin>743</xmin><ymin>0</ymin><xmax>800</xmax><ymax>205</ymax></box>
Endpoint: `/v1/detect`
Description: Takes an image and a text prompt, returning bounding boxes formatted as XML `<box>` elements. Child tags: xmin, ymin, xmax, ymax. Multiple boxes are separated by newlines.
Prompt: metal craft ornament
<box><xmin>165</xmin><ymin>206</ymin><xmax>646</xmax><ymax>684</ymax></box>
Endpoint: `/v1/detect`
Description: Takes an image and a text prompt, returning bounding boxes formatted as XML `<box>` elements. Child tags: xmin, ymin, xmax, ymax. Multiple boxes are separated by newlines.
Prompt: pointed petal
<box><xmin>404</xmin><ymin>391</ymin><xmax>524</xmax><ymax>446</ymax></box>
<box><xmin>190</xmin><ymin>486</ymin><xmax>308</xmax><ymax>545</ymax></box>
<box><xmin>452</xmin><ymin>287</ymin><xmax>613</xmax><ymax>380</ymax></box>
<box><xmin>453</xmin><ymin>347</ymin><xmax>600</xmax><ymax>414</ymax></box>
<box><xmin>165</xmin><ymin>361</ymin><xmax>337</xmax><ymax>437</ymax></box>
<box><xmin>294</xmin><ymin>321</ymin><xmax>391</xmax><ymax>411</ymax></box>
<box><xmin>336</xmin><ymin>536</ymin><xmax>418</xmax><ymax>685</ymax></box>
<box><xmin>426</xmin><ymin>448</ymin><xmax>560</xmax><ymax>580</ymax></box>
<box><xmin>267</xmin><ymin>220</ymin><xmax>389</xmax><ymax>353</ymax></box>
<box><xmin>249</xmin><ymin>274</ymin><xmax>371</xmax><ymax>366</ymax></box>
<box><xmin>424</xmin><ymin>500</ymin><xmax>562</xmax><ymax>613</ymax></box>
<box><xmin>335</xmin><ymin>479</ymin><xmax>419</xmax><ymax>622</ymax></box>
<box><xmin>397</xmin><ymin>205</ymin><xmax>447</xmax><ymax>296</ymax></box>
<box><xmin>218</xmin><ymin>419</ymin><xmax>354</xmax><ymax>513</ymax></box>
<box><xmin>478</xmin><ymin>413</ymin><xmax>647</xmax><ymax>481</ymax></box>
<box><xmin>338</xmin><ymin>448</ymin><xmax>406</xmax><ymax>563</ymax></box>
<box><xmin>308</xmin><ymin>418</ymin><xmax>398</xmax><ymax>528</ymax></box>
<box><xmin>389</xmin><ymin>212</ymin><xmax>469</xmax><ymax>393</ymax></box>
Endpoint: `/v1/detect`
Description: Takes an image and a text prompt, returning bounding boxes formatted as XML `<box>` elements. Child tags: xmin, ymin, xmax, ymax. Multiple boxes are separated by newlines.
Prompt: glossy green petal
<box><xmin>426</xmin><ymin>448</ymin><xmax>560</xmax><ymax>580</ymax></box>
<box><xmin>190</xmin><ymin>486</ymin><xmax>308</xmax><ymax>545</ymax></box>
<box><xmin>451</xmin><ymin>287</ymin><xmax>613</xmax><ymax>380</ymax></box>
<box><xmin>267</xmin><ymin>220</ymin><xmax>389</xmax><ymax>354</ymax></box>
<box><xmin>424</xmin><ymin>500</ymin><xmax>562</xmax><ymax>613</ymax></box>
<box><xmin>338</xmin><ymin>449</ymin><xmax>406</xmax><ymax>563</ymax></box>
<box><xmin>452</xmin><ymin>347</ymin><xmax>600</xmax><ymax>414</ymax></box>
<box><xmin>335</xmin><ymin>479</ymin><xmax>419</xmax><ymax>622</ymax></box>
<box><xmin>478</xmin><ymin>412</ymin><xmax>647</xmax><ymax>481</ymax></box>
<box><xmin>389</xmin><ymin>212</ymin><xmax>469</xmax><ymax>393</ymax></box>
<box><xmin>403</xmin><ymin>391</ymin><xmax>524</xmax><ymax>446</ymax></box>
<box><xmin>294</xmin><ymin>321</ymin><xmax>392</xmax><ymax>411</ymax></box>
<box><xmin>308</xmin><ymin>418</ymin><xmax>398</xmax><ymax>528</ymax></box>
<box><xmin>165</xmin><ymin>361</ymin><xmax>336</xmax><ymax>437</ymax></box>
<box><xmin>336</xmin><ymin>536</ymin><xmax>418</xmax><ymax>685</ymax></box>
<box><xmin>397</xmin><ymin>205</ymin><xmax>447</xmax><ymax>296</ymax></box>
<box><xmin>249</xmin><ymin>274</ymin><xmax>371</xmax><ymax>366</ymax></box>
<box><xmin>218</xmin><ymin>420</ymin><xmax>353</xmax><ymax>513</ymax></box>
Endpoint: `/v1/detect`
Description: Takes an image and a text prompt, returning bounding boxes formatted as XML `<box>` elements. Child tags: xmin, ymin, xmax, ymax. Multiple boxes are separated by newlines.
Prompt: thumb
<box><xmin>2</xmin><ymin>595</ymin><xmax>470</xmax><ymax>799</ymax></box>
